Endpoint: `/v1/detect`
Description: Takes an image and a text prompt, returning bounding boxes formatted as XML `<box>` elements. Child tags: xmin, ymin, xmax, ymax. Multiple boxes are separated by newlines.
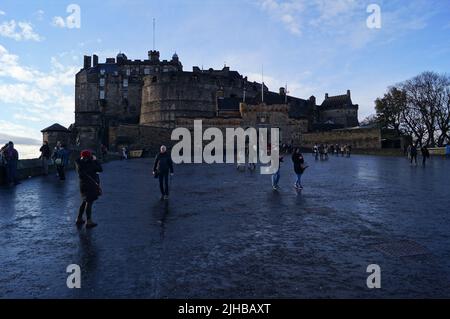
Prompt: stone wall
<box><xmin>301</xmin><ymin>127</ymin><xmax>382</xmax><ymax>149</ymax></box>
<box><xmin>109</xmin><ymin>124</ymin><xmax>173</xmax><ymax>154</ymax></box>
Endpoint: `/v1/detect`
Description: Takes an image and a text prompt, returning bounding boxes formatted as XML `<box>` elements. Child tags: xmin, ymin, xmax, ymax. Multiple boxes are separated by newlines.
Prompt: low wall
<box><xmin>301</xmin><ymin>128</ymin><xmax>382</xmax><ymax>150</ymax></box>
<box><xmin>0</xmin><ymin>153</ymin><xmax>121</xmax><ymax>185</ymax></box>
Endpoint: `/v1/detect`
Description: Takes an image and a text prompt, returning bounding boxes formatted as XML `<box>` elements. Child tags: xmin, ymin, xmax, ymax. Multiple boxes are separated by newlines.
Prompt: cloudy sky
<box><xmin>0</xmin><ymin>0</ymin><xmax>449</xmax><ymax>144</ymax></box>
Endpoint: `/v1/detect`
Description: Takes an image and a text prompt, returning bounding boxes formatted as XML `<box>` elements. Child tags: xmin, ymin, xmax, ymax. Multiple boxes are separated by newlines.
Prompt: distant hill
<box><xmin>0</xmin><ymin>133</ymin><xmax>41</xmax><ymax>146</ymax></box>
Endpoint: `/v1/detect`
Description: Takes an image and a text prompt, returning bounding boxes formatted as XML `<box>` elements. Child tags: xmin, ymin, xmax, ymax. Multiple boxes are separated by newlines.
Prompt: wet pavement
<box><xmin>1</xmin><ymin>154</ymin><xmax>450</xmax><ymax>298</ymax></box>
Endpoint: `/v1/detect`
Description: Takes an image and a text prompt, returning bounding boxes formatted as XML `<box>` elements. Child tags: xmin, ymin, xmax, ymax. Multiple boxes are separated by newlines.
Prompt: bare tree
<box><xmin>375</xmin><ymin>72</ymin><xmax>450</xmax><ymax>147</ymax></box>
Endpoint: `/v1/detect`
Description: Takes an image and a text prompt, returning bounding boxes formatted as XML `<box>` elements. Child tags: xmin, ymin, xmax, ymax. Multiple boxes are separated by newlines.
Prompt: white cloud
<box><xmin>0</xmin><ymin>45</ymin><xmax>77</xmax><ymax>138</ymax></box>
<box><xmin>0</xmin><ymin>20</ymin><xmax>43</xmax><ymax>41</ymax></box>
<box><xmin>52</xmin><ymin>16</ymin><xmax>66</xmax><ymax>28</ymax></box>
<box><xmin>0</xmin><ymin>10</ymin><xmax>6</xmax><ymax>16</ymax></box>
<box><xmin>34</xmin><ymin>9</ymin><xmax>45</xmax><ymax>21</ymax></box>
<box><xmin>0</xmin><ymin>120</ymin><xmax>41</xmax><ymax>140</ymax></box>
<box><xmin>259</xmin><ymin>0</ymin><xmax>304</xmax><ymax>35</ymax></box>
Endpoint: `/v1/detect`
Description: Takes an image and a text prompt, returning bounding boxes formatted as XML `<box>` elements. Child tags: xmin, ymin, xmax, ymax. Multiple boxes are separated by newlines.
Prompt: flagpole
<box><xmin>261</xmin><ymin>64</ymin><xmax>264</xmax><ymax>103</ymax></box>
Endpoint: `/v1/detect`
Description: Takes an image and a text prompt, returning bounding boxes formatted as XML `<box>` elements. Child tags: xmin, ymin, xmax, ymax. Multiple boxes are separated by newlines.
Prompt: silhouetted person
<box><xmin>3</xmin><ymin>141</ymin><xmax>19</xmax><ymax>186</ymax></box>
<box><xmin>153</xmin><ymin>145</ymin><xmax>174</xmax><ymax>200</ymax></box>
<box><xmin>39</xmin><ymin>141</ymin><xmax>51</xmax><ymax>176</ymax></box>
<box><xmin>75</xmin><ymin>150</ymin><xmax>103</xmax><ymax>228</ymax></box>
<box><xmin>410</xmin><ymin>144</ymin><xmax>418</xmax><ymax>165</ymax></box>
<box><xmin>52</xmin><ymin>142</ymin><xmax>70</xmax><ymax>180</ymax></box>
<box><xmin>421</xmin><ymin>146</ymin><xmax>430</xmax><ymax>166</ymax></box>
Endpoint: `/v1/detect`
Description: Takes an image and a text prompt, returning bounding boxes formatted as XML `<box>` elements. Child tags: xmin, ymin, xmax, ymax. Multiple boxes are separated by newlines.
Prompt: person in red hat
<box><xmin>75</xmin><ymin>150</ymin><xmax>103</xmax><ymax>228</ymax></box>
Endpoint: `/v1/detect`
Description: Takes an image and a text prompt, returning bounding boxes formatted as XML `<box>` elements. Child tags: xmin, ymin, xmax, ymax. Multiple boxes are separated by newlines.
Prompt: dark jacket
<box><xmin>53</xmin><ymin>147</ymin><xmax>70</xmax><ymax>166</ymax></box>
<box><xmin>153</xmin><ymin>152</ymin><xmax>174</xmax><ymax>174</ymax></box>
<box><xmin>40</xmin><ymin>144</ymin><xmax>51</xmax><ymax>158</ymax></box>
<box><xmin>75</xmin><ymin>158</ymin><xmax>103</xmax><ymax>202</ymax></box>
<box><xmin>292</xmin><ymin>153</ymin><xmax>305</xmax><ymax>174</ymax></box>
<box><xmin>421</xmin><ymin>147</ymin><xmax>430</xmax><ymax>158</ymax></box>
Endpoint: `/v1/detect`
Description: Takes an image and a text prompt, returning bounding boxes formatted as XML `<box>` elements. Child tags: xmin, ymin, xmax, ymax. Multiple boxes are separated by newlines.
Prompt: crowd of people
<box><xmin>312</xmin><ymin>143</ymin><xmax>352</xmax><ymax>160</ymax></box>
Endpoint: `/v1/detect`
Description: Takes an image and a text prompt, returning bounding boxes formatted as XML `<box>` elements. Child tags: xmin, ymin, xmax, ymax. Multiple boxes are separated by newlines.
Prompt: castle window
<box><xmin>144</xmin><ymin>68</ymin><xmax>150</xmax><ymax>75</ymax></box>
<box><xmin>163</xmin><ymin>67</ymin><xmax>169</xmax><ymax>73</ymax></box>
<box><xmin>123</xmin><ymin>79</ymin><xmax>128</xmax><ymax>87</ymax></box>
<box><xmin>99</xmin><ymin>90</ymin><xmax>105</xmax><ymax>100</ymax></box>
<box><xmin>100</xmin><ymin>69</ymin><xmax>105</xmax><ymax>75</ymax></box>
<box><xmin>99</xmin><ymin>78</ymin><xmax>105</xmax><ymax>87</ymax></box>
<box><xmin>126</xmin><ymin>68</ymin><xmax>130</xmax><ymax>76</ymax></box>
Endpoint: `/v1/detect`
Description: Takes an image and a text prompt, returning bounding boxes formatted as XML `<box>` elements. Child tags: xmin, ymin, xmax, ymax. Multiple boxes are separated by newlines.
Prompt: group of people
<box><xmin>39</xmin><ymin>141</ymin><xmax>71</xmax><ymax>180</ymax></box>
<box><xmin>0</xmin><ymin>142</ymin><xmax>19</xmax><ymax>186</ymax></box>
<box><xmin>271</xmin><ymin>147</ymin><xmax>309</xmax><ymax>191</ymax></box>
<box><xmin>313</xmin><ymin>143</ymin><xmax>352</xmax><ymax>160</ymax></box>
<box><xmin>406</xmin><ymin>144</ymin><xmax>430</xmax><ymax>166</ymax></box>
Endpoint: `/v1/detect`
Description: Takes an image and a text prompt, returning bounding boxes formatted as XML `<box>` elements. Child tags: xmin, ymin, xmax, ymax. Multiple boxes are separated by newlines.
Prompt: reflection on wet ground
<box><xmin>1</xmin><ymin>155</ymin><xmax>450</xmax><ymax>298</ymax></box>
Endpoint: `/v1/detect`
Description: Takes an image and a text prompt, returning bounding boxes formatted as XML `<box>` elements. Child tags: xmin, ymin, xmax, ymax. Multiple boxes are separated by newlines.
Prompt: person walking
<box><xmin>292</xmin><ymin>148</ymin><xmax>308</xmax><ymax>190</ymax></box>
<box><xmin>52</xmin><ymin>142</ymin><xmax>70</xmax><ymax>180</ymax></box>
<box><xmin>121</xmin><ymin>146</ymin><xmax>128</xmax><ymax>160</ymax></box>
<box><xmin>75</xmin><ymin>150</ymin><xmax>103</xmax><ymax>228</ymax></box>
<box><xmin>421</xmin><ymin>145</ymin><xmax>430</xmax><ymax>166</ymax></box>
<box><xmin>271</xmin><ymin>155</ymin><xmax>284</xmax><ymax>190</ymax></box>
<box><xmin>410</xmin><ymin>143</ymin><xmax>418</xmax><ymax>165</ymax></box>
<box><xmin>39</xmin><ymin>141</ymin><xmax>51</xmax><ymax>176</ymax></box>
<box><xmin>153</xmin><ymin>145</ymin><xmax>174</xmax><ymax>200</ymax></box>
<box><xmin>313</xmin><ymin>143</ymin><xmax>318</xmax><ymax>160</ymax></box>
<box><xmin>4</xmin><ymin>141</ymin><xmax>19</xmax><ymax>186</ymax></box>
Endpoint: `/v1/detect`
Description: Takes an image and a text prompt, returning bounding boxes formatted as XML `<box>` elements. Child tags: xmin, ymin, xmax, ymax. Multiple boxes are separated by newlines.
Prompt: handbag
<box><xmin>84</xmin><ymin>173</ymin><xmax>102</xmax><ymax>196</ymax></box>
<box><xmin>55</xmin><ymin>158</ymin><xmax>62</xmax><ymax>166</ymax></box>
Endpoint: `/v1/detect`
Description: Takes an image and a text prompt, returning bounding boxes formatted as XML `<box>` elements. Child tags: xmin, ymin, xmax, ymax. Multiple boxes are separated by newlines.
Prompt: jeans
<box><xmin>6</xmin><ymin>160</ymin><xmax>18</xmax><ymax>184</ymax></box>
<box><xmin>272</xmin><ymin>170</ymin><xmax>280</xmax><ymax>187</ymax></box>
<box><xmin>295</xmin><ymin>173</ymin><xmax>302</xmax><ymax>187</ymax></box>
<box><xmin>159</xmin><ymin>173</ymin><xmax>169</xmax><ymax>196</ymax></box>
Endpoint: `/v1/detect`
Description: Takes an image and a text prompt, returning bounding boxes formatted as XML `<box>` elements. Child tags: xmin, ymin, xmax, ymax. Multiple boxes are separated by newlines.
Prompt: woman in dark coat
<box><xmin>292</xmin><ymin>148</ymin><xmax>308</xmax><ymax>190</ymax></box>
<box><xmin>75</xmin><ymin>150</ymin><xmax>103</xmax><ymax>228</ymax></box>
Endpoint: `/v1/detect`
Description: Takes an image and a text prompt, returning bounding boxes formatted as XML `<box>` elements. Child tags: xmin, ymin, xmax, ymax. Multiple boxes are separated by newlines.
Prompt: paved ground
<box><xmin>1</xmin><ymin>154</ymin><xmax>450</xmax><ymax>298</ymax></box>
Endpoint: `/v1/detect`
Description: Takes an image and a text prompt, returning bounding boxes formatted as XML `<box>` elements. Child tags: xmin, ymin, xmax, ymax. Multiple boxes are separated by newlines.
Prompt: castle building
<box><xmin>72</xmin><ymin>50</ymin><xmax>359</xmax><ymax>152</ymax></box>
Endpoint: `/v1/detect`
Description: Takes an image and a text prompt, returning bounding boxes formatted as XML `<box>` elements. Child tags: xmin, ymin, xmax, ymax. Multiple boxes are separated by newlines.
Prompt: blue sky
<box><xmin>0</xmin><ymin>0</ymin><xmax>449</xmax><ymax>144</ymax></box>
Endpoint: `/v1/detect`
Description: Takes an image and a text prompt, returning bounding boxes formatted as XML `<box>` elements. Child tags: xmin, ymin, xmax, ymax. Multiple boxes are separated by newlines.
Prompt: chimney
<box><xmin>83</xmin><ymin>55</ymin><xmax>91</xmax><ymax>69</ymax></box>
<box><xmin>279</xmin><ymin>87</ymin><xmax>286</xmax><ymax>96</ymax></box>
<box><xmin>93</xmin><ymin>54</ymin><xmax>98</xmax><ymax>67</ymax></box>
<box><xmin>325</xmin><ymin>93</ymin><xmax>329</xmax><ymax>99</ymax></box>
<box><xmin>347</xmin><ymin>90</ymin><xmax>351</xmax><ymax>97</ymax></box>
<box><xmin>148</xmin><ymin>50</ymin><xmax>160</xmax><ymax>63</ymax></box>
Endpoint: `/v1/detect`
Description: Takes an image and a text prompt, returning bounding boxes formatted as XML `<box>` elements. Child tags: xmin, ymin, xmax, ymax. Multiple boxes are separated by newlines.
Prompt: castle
<box><xmin>56</xmin><ymin>50</ymin><xmax>360</xmax><ymax>152</ymax></box>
